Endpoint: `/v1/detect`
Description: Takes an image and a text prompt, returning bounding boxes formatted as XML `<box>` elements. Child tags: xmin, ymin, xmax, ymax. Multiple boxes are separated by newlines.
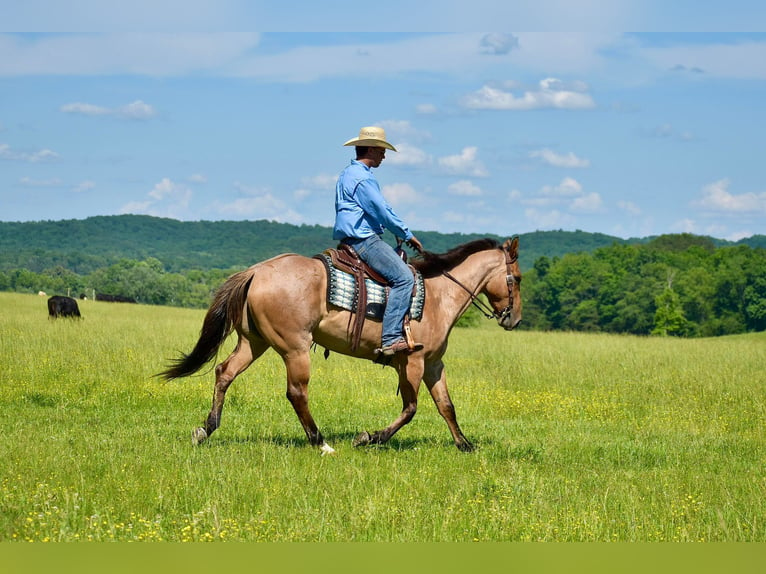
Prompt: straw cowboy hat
<box><xmin>343</xmin><ymin>126</ymin><xmax>397</xmax><ymax>152</ymax></box>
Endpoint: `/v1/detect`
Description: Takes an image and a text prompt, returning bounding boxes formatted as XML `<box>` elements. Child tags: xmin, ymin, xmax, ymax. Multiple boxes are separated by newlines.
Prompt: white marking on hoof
<box><xmin>320</xmin><ymin>442</ymin><xmax>336</xmax><ymax>456</ymax></box>
<box><xmin>192</xmin><ymin>427</ymin><xmax>208</xmax><ymax>445</ymax></box>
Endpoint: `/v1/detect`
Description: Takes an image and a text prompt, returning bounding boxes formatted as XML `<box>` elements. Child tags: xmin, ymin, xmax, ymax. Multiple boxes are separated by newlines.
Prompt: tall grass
<box><xmin>1</xmin><ymin>292</ymin><xmax>763</xmax><ymax>541</ymax></box>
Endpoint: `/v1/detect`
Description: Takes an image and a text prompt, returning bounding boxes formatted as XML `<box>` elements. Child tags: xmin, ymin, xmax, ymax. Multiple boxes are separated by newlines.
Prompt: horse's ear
<box><xmin>503</xmin><ymin>237</ymin><xmax>519</xmax><ymax>259</ymax></box>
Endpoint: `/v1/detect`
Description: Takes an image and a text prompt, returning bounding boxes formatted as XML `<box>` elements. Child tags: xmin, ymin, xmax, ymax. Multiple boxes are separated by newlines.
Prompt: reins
<box><xmin>439</xmin><ymin>245</ymin><xmax>517</xmax><ymax>322</ymax></box>
<box><xmin>441</xmin><ymin>270</ymin><xmax>499</xmax><ymax>320</ymax></box>
<box><xmin>407</xmin><ymin>239</ymin><xmax>517</xmax><ymax>322</ymax></box>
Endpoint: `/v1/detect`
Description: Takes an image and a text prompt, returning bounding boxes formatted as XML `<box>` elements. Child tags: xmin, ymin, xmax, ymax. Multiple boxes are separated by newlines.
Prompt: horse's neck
<box><xmin>445</xmin><ymin>249</ymin><xmax>500</xmax><ymax>289</ymax></box>
<box><xmin>428</xmin><ymin>249</ymin><xmax>500</xmax><ymax>319</ymax></box>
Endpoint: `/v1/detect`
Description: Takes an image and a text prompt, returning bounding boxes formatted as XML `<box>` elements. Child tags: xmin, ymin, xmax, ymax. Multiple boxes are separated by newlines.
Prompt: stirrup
<box><xmin>377</xmin><ymin>338</ymin><xmax>423</xmax><ymax>356</ymax></box>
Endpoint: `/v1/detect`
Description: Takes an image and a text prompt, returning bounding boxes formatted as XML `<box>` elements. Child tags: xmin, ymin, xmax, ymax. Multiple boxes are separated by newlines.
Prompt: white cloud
<box><xmin>648</xmin><ymin>123</ymin><xmax>696</xmax><ymax>141</ymax></box>
<box><xmin>437</xmin><ymin>146</ymin><xmax>488</xmax><ymax>177</ymax></box>
<box><xmin>60</xmin><ymin>102</ymin><xmax>110</xmax><ymax>116</ymax></box>
<box><xmin>524</xmin><ymin>207</ymin><xmax>574</xmax><ymax>229</ymax></box>
<box><xmin>0</xmin><ymin>32</ymin><xmax>628</xmax><ymax>85</ymax></box>
<box><xmin>530</xmin><ymin>148</ymin><xmax>590</xmax><ymax>168</ymax></box>
<box><xmin>416</xmin><ymin>103</ymin><xmax>438</xmax><ymax>115</ymax></box>
<box><xmin>119</xmin><ymin>200</ymin><xmax>153</xmax><ymax>214</ymax></box>
<box><xmin>521</xmin><ymin>176</ymin><xmax>602</xmax><ymax>215</ymax></box>
<box><xmin>461</xmin><ymin>77</ymin><xmax>595</xmax><ymax>110</ymax></box>
<box><xmin>293</xmin><ymin>173</ymin><xmax>336</xmax><ymax>202</ymax></box>
<box><xmin>439</xmin><ymin>208</ymin><xmax>496</xmax><ymax>233</ymax></box>
<box><xmin>448</xmin><ymin>180</ymin><xmax>482</xmax><ymax>196</ymax></box>
<box><xmin>121</xmin><ymin>177</ymin><xmax>192</xmax><ymax>219</ymax></box>
<box><xmin>187</xmin><ymin>174</ymin><xmax>208</xmax><ymax>184</ymax></box>
<box><xmin>18</xmin><ymin>177</ymin><xmax>94</xmax><ymax>192</ymax></box>
<box><xmin>224</xmin><ymin>33</ymin><xmax>618</xmax><ymax>83</ymax></box>
<box><xmin>61</xmin><ymin>100</ymin><xmax>156</xmax><ymax>119</ymax></box>
<box><xmin>694</xmin><ymin>178</ymin><xmax>766</xmax><ymax>213</ymax></box>
<box><xmin>570</xmin><ymin>191</ymin><xmax>603</xmax><ymax>212</ymax></box>
<box><xmin>523</xmin><ymin>196</ymin><xmax>559</xmax><ymax>207</ymax></box>
<box><xmin>0</xmin><ymin>33</ymin><xmax>261</xmax><ymax>76</ymax></box>
<box><xmin>148</xmin><ymin>178</ymin><xmax>191</xmax><ymax>203</ymax></box>
<box><xmin>540</xmin><ymin>177</ymin><xmax>583</xmax><ymax>197</ymax></box>
<box><xmin>213</xmin><ymin>195</ymin><xmax>303</xmax><ymax>223</ymax></box>
<box><xmin>213</xmin><ymin>181</ymin><xmax>304</xmax><ymax>223</ymax></box>
<box><xmin>0</xmin><ymin>33</ymin><xmax>474</xmax><ymax>82</ymax></box>
<box><xmin>672</xmin><ymin>218</ymin><xmax>698</xmax><ymax>234</ymax></box>
<box><xmin>73</xmin><ymin>180</ymin><xmax>96</xmax><ymax>193</ymax></box>
<box><xmin>293</xmin><ymin>188</ymin><xmax>311</xmax><ymax>201</ymax></box>
<box><xmin>386</xmin><ymin>143</ymin><xmax>432</xmax><ymax>168</ymax></box>
<box><xmin>120</xmin><ymin>100</ymin><xmax>156</xmax><ymax>119</ymax></box>
<box><xmin>726</xmin><ymin>229</ymin><xmax>756</xmax><ymax>242</ymax></box>
<box><xmin>669</xmin><ymin>219</ymin><xmax>733</xmax><ymax>239</ymax></box>
<box><xmin>300</xmin><ymin>173</ymin><xmax>336</xmax><ymax>189</ymax></box>
<box><xmin>642</xmin><ymin>40</ymin><xmax>766</xmax><ymax>81</ymax></box>
<box><xmin>617</xmin><ymin>200</ymin><xmax>642</xmax><ymax>216</ymax></box>
<box><xmin>382</xmin><ymin>183</ymin><xmax>420</xmax><ymax>206</ymax></box>
<box><xmin>1</xmin><ymin>143</ymin><xmax>59</xmax><ymax>162</ymax></box>
<box><xmin>480</xmin><ymin>33</ymin><xmax>520</xmax><ymax>55</ymax></box>
<box><xmin>379</xmin><ymin>119</ymin><xmax>431</xmax><ymax>143</ymax></box>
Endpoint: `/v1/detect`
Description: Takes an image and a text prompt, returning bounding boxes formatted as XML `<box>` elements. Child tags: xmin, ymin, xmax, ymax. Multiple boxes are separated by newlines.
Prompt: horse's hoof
<box><xmin>191</xmin><ymin>427</ymin><xmax>208</xmax><ymax>446</ymax></box>
<box><xmin>320</xmin><ymin>443</ymin><xmax>337</xmax><ymax>456</ymax></box>
<box><xmin>353</xmin><ymin>431</ymin><xmax>372</xmax><ymax>447</ymax></box>
<box><xmin>456</xmin><ymin>440</ymin><xmax>475</xmax><ymax>453</ymax></box>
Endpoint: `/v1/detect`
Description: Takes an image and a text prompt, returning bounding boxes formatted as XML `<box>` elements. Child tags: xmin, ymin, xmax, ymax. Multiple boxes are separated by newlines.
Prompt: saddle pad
<box><xmin>318</xmin><ymin>253</ymin><xmax>425</xmax><ymax>321</ymax></box>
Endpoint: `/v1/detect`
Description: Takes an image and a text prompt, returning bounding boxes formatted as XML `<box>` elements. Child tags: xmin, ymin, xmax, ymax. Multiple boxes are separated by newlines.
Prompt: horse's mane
<box><xmin>410</xmin><ymin>238</ymin><xmax>501</xmax><ymax>278</ymax></box>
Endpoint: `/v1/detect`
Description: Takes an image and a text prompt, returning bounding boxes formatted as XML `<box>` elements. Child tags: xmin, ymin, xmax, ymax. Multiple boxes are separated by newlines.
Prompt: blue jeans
<box><xmin>343</xmin><ymin>235</ymin><xmax>414</xmax><ymax>347</ymax></box>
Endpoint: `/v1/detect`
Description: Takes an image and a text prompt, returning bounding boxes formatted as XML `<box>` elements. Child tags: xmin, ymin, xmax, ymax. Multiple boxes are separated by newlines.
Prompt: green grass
<box><xmin>1</xmin><ymin>292</ymin><xmax>764</xmax><ymax>541</ymax></box>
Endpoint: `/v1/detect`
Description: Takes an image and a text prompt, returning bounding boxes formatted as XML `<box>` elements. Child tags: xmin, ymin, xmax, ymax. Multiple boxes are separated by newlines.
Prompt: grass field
<box><xmin>1</xmin><ymin>291</ymin><xmax>764</xmax><ymax>542</ymax></box>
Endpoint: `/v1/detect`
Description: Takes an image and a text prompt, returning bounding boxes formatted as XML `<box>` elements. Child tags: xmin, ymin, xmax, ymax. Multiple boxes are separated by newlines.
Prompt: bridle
<box><xmin>442</xmin><ymin>245</ymin><xmax>518</xmax><ymax>323</ymax></box>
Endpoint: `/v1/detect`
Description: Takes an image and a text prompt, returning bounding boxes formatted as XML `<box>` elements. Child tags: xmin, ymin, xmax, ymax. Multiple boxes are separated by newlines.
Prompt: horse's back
<box><xmin>245</xmin><ymin>253</ymin><xmax>329</xmax><ymax>336</ymax></box>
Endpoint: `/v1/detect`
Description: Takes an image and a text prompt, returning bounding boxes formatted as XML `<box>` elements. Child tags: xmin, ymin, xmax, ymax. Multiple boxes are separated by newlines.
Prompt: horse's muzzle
<box><xmin>497</xmin><ymin>307</ymin><xmax>521</xmax><ymax>330</ymax></box>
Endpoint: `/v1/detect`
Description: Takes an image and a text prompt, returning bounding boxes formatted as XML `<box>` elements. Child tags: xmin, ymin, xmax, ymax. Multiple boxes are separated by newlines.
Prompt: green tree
<box><xmin>652</xmin><ymin>287</ymin><xmax>689</xmax><ymax>336</ymax></box>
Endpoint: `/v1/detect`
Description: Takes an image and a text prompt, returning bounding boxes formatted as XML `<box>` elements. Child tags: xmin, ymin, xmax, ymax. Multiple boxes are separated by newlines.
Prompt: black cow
<box><xmin>47</xmin><ymin>295</ymin><xmax>81</xmax><ymax>319</ymax></box>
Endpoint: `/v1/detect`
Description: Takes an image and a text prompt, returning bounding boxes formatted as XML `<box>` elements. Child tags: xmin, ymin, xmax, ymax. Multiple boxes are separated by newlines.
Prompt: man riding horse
<box><xmin>333</xmin><ymin>126</ymin><xmax>424</xmax><ymax>356</ymax></box>
<box><xmin>160</xmin><ymin>126</ymin><xmax>522</xmax><ymax>453</ymax></box>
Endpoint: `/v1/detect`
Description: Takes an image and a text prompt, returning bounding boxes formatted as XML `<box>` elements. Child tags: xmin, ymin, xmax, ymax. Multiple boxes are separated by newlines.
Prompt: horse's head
<box><xmin>484</xmin><ymin>237</ymin><xmax>522</xmax><ymax>330</ymax></box>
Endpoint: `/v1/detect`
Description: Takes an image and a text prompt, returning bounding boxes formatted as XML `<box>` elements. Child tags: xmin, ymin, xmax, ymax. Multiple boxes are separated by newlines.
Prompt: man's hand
<box><xmin>406</xmin><ymin>236</ymin><xmax>424</xmax><ymax>253</ymax></box>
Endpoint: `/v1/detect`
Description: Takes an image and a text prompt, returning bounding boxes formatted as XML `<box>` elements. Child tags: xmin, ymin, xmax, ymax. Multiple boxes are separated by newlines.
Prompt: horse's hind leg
<box><xmin>193</xmin><ymin>335</ymin><xmax>266</xmax><ymax>445</ymax></box>
<box><xmin>283</xmin><ymin>351</ymin><xmax>335</xmax><ymax>455</ymax></box>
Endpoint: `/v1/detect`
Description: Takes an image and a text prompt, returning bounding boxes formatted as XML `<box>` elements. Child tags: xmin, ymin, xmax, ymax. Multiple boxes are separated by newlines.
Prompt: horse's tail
<box><xmin>158</xmin><ymin>268</ymin><xmax>255</xmax><ymax>380</ymax></box>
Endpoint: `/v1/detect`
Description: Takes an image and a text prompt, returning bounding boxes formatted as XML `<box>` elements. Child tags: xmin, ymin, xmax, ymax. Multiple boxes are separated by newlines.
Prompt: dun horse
<box><xmin>160</xmin><ymin>237</ymin><xmax>522</xmax><ymax>453</ymax></box>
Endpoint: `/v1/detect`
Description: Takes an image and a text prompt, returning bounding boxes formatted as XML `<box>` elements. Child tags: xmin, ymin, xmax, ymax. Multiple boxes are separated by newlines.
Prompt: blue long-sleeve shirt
<box><xmin>332</xmin><ymin>160</ymin><xmax>413</xmax><ymax>241</ymax></box>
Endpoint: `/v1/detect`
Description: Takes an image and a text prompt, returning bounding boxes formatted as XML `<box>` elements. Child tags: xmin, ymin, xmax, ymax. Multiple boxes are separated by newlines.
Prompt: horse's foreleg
<box><xmin>284</xmin><ymin>352</ymin><xmax>334</xmax><ymax>455</ymax></box>
<box><xmin>193</xmin><ymin>337</ymin><xmax>261</xmax><ymax>445</ymax></box>
<box><xmin>424</xmin><ymin>360</ymin><xmax>473</xmax><ymax>452</ymax></box>
<box><xmin>353</xmin><ymin>359</ymin><xmax>422</xmax><ymax>448</ymax></box>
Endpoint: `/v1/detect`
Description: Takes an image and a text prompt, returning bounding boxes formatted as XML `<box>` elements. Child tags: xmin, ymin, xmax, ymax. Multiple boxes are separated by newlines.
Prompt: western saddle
<box><xmin>319</xmin><ymin>243</ymin><xmax>418</xmax><ymax>353</ymax></box>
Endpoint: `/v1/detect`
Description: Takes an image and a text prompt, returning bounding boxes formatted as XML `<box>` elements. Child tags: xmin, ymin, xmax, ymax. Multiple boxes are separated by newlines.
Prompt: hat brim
<box><xmin>343</xmin><ymin>138</ymin><xmax>397</xmax><ymax>152</ymax></box>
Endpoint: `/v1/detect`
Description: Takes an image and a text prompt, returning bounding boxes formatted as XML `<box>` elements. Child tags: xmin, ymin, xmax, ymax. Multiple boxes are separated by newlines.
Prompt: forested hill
<box><xmin>1</xmin><ymin>214</ymin><xmax>762</xmax><ymax>275</ymax></box>
<box><xmin>0</xmin><ymin>214</ymin><xmax>622</xmax><ymax>274</ymax></box>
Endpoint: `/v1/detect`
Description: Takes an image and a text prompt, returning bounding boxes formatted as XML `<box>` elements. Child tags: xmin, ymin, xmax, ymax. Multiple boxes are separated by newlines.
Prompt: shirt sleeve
<box><xmin>354</xmin><ymin>178</ymin><xmax>413</xmax><ymax>240</ymax></box>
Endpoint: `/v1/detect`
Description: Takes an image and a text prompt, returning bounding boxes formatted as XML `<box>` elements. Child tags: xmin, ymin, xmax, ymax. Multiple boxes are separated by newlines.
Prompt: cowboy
<box><xmin>333</xmin><ymin>126</ymin><xmax>424</xmax><ymax>356</ymax></box>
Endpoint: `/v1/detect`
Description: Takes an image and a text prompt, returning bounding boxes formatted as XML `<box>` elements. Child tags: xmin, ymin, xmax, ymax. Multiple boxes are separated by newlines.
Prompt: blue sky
<box><xmin>2</xmin><ymin>5</ymin><xmax>766</xmax><ymax>240</ymax></box>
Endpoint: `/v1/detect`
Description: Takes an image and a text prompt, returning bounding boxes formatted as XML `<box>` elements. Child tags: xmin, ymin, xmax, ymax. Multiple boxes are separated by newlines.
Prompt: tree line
<box><xmin>4</xmin><ymin>214</ymin><xmax>764</xmax><ymax>277</ymax></box>
<box><xmin>2</xmin><ymin>216</ymin><xmax>765</xmax><ymax>337</ymax></box>
<box><xmin>522</xmin><ymin>234</ymin><xmax>766</xmax><ymax>337</ymax></box>
<box><xmin>0</xmin><ymin>257</ymin><xmax>235</xmax><ymax>309</ymax></box>
<box><xmin>4</xmin><ymin>232</ymin><xmax>765</xmax><ymax>337</ymax></box>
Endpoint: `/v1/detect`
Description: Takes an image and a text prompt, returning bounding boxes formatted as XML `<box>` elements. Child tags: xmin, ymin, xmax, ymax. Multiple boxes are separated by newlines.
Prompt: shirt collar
<box><xmin>351</xmin><ymin>159</ymin><xmax>371</xmax><ymax>172</ymax></box>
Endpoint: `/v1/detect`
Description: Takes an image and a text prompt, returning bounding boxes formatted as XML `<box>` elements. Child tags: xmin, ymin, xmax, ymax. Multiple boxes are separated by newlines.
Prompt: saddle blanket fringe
<box><xmin>318</xmin><ymin>253</ymin><xmax>425</xmax><ymax>321</ymax></box>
